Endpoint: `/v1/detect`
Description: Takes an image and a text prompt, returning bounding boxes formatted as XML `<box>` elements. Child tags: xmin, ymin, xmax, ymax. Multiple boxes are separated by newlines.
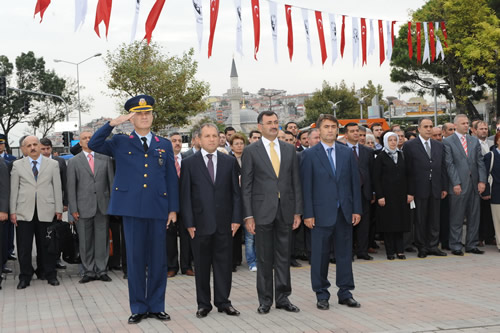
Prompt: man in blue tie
<box><xmin>300</xmin><ymin>114</ymin><xmax>362</xmax><ymax>311</ymax></box>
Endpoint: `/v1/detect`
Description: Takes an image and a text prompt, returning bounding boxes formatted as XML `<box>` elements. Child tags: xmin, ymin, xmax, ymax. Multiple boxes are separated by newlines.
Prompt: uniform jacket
<box><xmin>0</xmin><ymin>157</ymin><xmax>9</xmax><ymax>213</ymax></box>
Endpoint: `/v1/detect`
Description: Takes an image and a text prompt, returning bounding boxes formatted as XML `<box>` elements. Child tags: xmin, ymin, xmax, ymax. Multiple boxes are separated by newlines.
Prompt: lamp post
<box><xmin>385</xmin><ymin>96</ymin><xmax>397</xmax><ymax>127</ymax></box>
<box><xmin>327</xmin><ymin>100</ymin><xmax>341</xmax><ymax>118</ymax></box>
<box><xmin>357</xmin><ymin>95</ymin><xmax>368</xmax><ymax>119</ymax></box>
<box><xmin>259</xmin><ymin>89</ymin><xmax>284</xmax><ymax>112</ymax></box>
<box><xmin>54</xmin><ymin>53</ymin><xmax>102</xmax><ymax>132</ymax></box>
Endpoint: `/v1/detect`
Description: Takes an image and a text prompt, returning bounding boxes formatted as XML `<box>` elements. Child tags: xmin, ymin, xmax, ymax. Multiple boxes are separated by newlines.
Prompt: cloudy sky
<box><xmin>1</xmin><ymin>0</ymin><xmax>428</xmax><ymax>141</ymax></box>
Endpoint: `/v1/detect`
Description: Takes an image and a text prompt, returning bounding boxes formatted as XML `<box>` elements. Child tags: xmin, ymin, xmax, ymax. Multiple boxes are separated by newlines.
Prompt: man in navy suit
<box><xmin>300</xmin><ymin>114</ymin><xmax>362</xmax><ymax>310</ymax></box>
<box><xmin>89</xmin><ymin>95</ymin><xmax>179</xmax><ymax>324</ymax></box>
<box><xmin>180</xmin><ymin>123</ymin><xmax>241</xmax><ymax>318</ymax></box>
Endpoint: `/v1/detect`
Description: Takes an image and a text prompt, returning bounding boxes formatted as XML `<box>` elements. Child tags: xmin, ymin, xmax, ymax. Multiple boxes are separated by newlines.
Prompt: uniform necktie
<box><xmin>88</xmin><ymin>153</ymin><xmax>95</xmax><ymax>174</ymax></box>
<box><xmin>460</xmin><ymin>135</ymin><xmax>468</xmax><ymax>156</ymax></box>
<box><xmin>174</xmin><ymin>155</ymin><xmax>181</xmax><ymax>178</ymax></box>
<box><xmin>141</xmin><ymin>137</ymin><xmax>148</xmax><ymax>152</ymax></box>
<box><xmin>207</xmin><ymin>154</ymin><xmax>215</xmax><ymax>183</ymax></box>
<box><xmin>424</xmin><ymin>141</ymin><xmax>431</xmax><ymax>159</ymax></box>
<box><xmin>327</xmin><ymin>147</ymin><xmax>336</xmax><ymax>177</ymax></box>
<box><xmin>352</xmin><ymin>145</ymin><xmax>359</xmax><ymax>160</ymax></box>
<box><xmin>32</xmin><ymin>161</ymin><xmax>38</xmax><ymax>181</ymax></box>
<box><xmin>269</xmin><ymin>141</ymin><xmax>280</xmax><ymax>177</ymax></box>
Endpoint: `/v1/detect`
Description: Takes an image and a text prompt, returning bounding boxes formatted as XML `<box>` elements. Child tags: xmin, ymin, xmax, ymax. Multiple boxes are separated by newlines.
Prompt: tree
<box><xmin>303</xmin><ymin>81</ymin><xmax>361</xmax><ymax>124</ymax></box>
<box><xmin>104</xmin><ymin>41</ymin><xmax>210</xmax><ymax>132</ymax></box>
<box><xmin>0</xmin><ymin>52</ymin><xmax>75</xmax><ymax>151</ymax></box>
<box><xmin>390</xmin><ymin>0</ymin><xmax>500</xmax><ymax>119</ymax></box>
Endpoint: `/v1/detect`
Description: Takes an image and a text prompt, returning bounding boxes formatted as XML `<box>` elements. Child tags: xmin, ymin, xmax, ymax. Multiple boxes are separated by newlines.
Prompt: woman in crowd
<box><xmin>484</xmin><ymin>132</ymin><xmax>500</xmax><ymax>253</ymax></box>
<box><xmin>365</xmin><ymin>134</ymin><xmax>376</xmax><ymax>149</ymax></box>
<box><xmin>373</xmin><ymin>131</ymin><xmax>411</xmax><ymax>260</ymax></box>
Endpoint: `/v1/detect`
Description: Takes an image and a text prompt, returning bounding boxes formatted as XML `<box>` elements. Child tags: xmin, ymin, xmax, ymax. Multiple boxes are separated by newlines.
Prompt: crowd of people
<box><xmin>0</xmin><ymin>94</ymin><xmax>499</xmax><ymax>325</ymax></box>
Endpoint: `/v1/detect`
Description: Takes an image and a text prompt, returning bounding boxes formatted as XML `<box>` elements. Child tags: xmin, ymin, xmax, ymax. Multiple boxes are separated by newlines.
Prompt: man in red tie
<box><xmin>67</xmin><ymin>131</ymin><xmax>115</xmax><ymax>283</ymax></box>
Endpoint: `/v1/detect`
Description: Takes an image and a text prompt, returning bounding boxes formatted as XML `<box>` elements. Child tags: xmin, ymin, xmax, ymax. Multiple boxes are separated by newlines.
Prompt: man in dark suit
<box><xmin>0</xmin><ymin>157</ymin><xmax>9</xmax><ymax>289</ymax></box>
<box><xmin>183</xmin><ymin>130</ymin><xmax>200</xmax><ymax>159</ymax></box>
<box><xmin>241</xmin><ymin>111</ymin><xmax>303</xmax><ymax>315</ymax></box>
<box><xmin>344</xmin><ymin>123</ymin><xmax>374</xmax><ymax>260</ymax></box>
<box><xmin>444</xmin><ymin>114</ymin><xmax>487</xmax><ymax>256</ymax></box>
<box><xmin>89</xmin><ymin>95</ymin><xmax>179</xmax><ymax>324</ymax></box>
<box><xmin>301</xmin><ymin>114</ymin><xmax>362</xmax><ymax>310</ymax></box>
<box><xmin>404</xmin><ymin>118</ymin><xmax>448</xmax><ymax>258</ymax></box>
<box><xmin>180</xmin><ymin>123</ymin><xmax>241</xmax><ymax>318</ymax></box>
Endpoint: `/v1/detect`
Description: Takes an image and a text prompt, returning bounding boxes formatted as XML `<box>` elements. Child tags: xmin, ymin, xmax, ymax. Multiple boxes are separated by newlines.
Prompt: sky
<box><xmin>0</xmin><ymin>0</ymin><xmax>428</xmax><ymax>143</ymax></box>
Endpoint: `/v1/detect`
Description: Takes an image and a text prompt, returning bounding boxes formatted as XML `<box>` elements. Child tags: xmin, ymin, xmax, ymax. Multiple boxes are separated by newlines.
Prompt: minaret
<box><xmin>229</xmin><ymin>58</ymin><xmax>242</xmax><ymax>131</ymax></box>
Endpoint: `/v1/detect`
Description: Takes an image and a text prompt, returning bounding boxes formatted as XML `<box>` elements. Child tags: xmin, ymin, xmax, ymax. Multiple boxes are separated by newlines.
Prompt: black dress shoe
<box><xmin>2</xmin><ymin>267</ymin><xmax>13</xmax><ymax>274</ymax></box>
<box><xmin>99</xmin><ymin>274</ymin><xmax>112</xmax><ymax>282</ymax></box>
<box><xmin>8</xmin><ymin>254</ymin><xmax>17</xmax><ymax>261</ymax></box>
<box><xmin>316</xmin><ymin>299</ymin><xmax>329</xmax><ymax>310</ymax></box>
<box><xmin>329</xmin><ymin>257</ymin><xmax>336</xmax><ymax>264</ymax></box>
<box><xmin>218</xmin><ymin>305</ymin><xmax>240</xmax><ymax>316</ymax></box>
<box><xmin>397</xmin><ymin>254</ymin><xmax>406</xmax><ymax>260</ymax></box>
<box><xmin>451</xmin><ymin>250</ymin><xmax>464</xmax><ymax>256</ymax></box>
<box><xmin>466</xmin><ymin>248</ymin><xmax>485</xmax><ymax>254</ymax></box>
<box><xmin>338</xmin><ymin>297</ymin><xmax>361</xmax><ymax>308</ymax></box>
<box><xmin>429</xmin><ymin>249</ymin><xmax>447</xmax><ymax>256</ymax></box>
<box><xmin>128</xmin><ymin>313</ymin><xmax>146</xmax><ymax>324</ymax></box>
<box><xmin>417</xmin><ymin>251</ymin><xmax>427</xmax><ymax>258</ymax></box>
<box><xmin>149</xmin><ymin>312</ymin><xmax>171</xmax><ymax>321</ymax></box>
<box><xmin>405</xmin><ymin>247</ymin><xmax>416</xmax><ymax>253</ymax></box>
<box><xmin>79</xmin><ymin>275</ymin><xmax>94</xmax><ymax>284</ymax></box>
<box><xmin>56</xmin><ymin>263</ymin><xmax>67</xmax><ymax>269</ymax></box>
<box><xmin>298</xmin><ymin>254</ymin><xmax>309</xmax><ymax>261</ymax></box>
<box><xmin>257</xmin><ymin>305</ymin><xmax>270</xmax><ymax>314</ymax></box>
<box><xmin>196</xmin><ymin>308</ymin><xmax>211</xmax><ymax>318</ymax></box>
<box><xmin>387</xmin><ymin>255</ymin><xmax>395</xmax><ymax>260</ymax></box>
<box><xmin>48</xmin><ymin>278</ymin><xmax>60</xmax><ymax>286</ymax></box>
<box><xmin>232</xmin><ymin>266</ymin><xmax>237</xmax><ymax>272</ymax></box>
<box><xmin>357</xmin><ymin>254</ymin><xmax>373</xmax><ymax>260</ymax></box>
<box><xmin>290</xmin><ymin>259</ymin><xmax>302</xmax><ymax>267</ymax></box>
<box><xmin>276</xmin><ymin>303</ymin><xmax>300</xmax><ymax>312</ymax></box>
<box><xmin>17</xmin><ymin>280</ymin><xmax>30</xmax><ymax>289</ymax></box>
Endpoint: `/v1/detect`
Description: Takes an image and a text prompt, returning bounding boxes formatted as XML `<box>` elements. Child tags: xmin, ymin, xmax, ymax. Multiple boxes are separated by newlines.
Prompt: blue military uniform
<box><xmin>0</xmin><ymin>134</ymin><xmax>16</xmax><ymax>267</ymax></box>
<box><xmin>0</xmin><ymin>134</ymin><xmax>16</xmax><ymax>163</ymax></box>
<box><xmin>88</xmin><ymin>96</ymin><xmax>179</xmax><ymax>316</ymax></box>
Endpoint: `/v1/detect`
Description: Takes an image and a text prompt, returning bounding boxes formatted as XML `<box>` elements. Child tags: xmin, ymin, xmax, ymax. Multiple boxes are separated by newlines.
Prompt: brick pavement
<box><xmin>1</xmin><ymin>245</ymin><xmax>500</xmax><ymax>333</ymax></box>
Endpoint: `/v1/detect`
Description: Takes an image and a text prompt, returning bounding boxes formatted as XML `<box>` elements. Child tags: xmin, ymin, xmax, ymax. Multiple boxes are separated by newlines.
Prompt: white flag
<box><xmin>352</xmin><ymin>17</ymin><xmax>360</xmax><ymax>66</ymax></box>
<box><xmin>234</xmin><ymin>0</ymin><xmax>243</xmax><ymax>56</ymax></box>
<box><xmin>269</xmin><ymin>1</ymin><xmax>278</xmax><ymax>63</ymax></box>
<box><xmin>386</xmin><ymin>20</ymin><xmax>393</xmax><ymax>61</ymax></box>
<box><xmin>435</xmin><ymin>22</ymin><xmax>445</xmax><ymax>60</ymax></box>
<box><xmin>422</xmin><ymin>22</ymin><xmax>430</xmax><ymax>64</ymax></box>
<box><xmin>368</xmin><ymin>19</ymin><xmax>375</xmax><ymax>55</ymax></box>
<box><xmin>302</xmin><ymin>8</ymin><xmax>312</xmax><ymax>65</ymax></box>
<box><xmin>74</xmin><ymin>0</ymin><xmax>87</xmax><ymax>31</ymax></box>
<box><xmin>130</xmin><ymin>0</ymin><xmax>140</xmax><ymax>43</ymax></box>
<box><xmin>328</xmin><ymin>13</ymin><xmax>338</xmax><ymax>65</ymax></box>
<box><xmin>193</xmin><ymin>0</ymin><xmax>203</xmax><ymax>52</ymax></box>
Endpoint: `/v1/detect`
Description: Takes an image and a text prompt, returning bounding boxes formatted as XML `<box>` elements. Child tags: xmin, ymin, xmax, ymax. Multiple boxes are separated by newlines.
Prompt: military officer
<box><xmin>88</xmin><ymin>95</ymin><xmax>179</xmax><ymax>324</ymax></box>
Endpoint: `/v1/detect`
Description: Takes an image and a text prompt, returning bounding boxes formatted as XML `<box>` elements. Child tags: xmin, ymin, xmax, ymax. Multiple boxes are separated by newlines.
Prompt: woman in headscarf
<box><xmin>373</xmin><ymin>131</ymin><xmax>411</xmax><ymax>260</ymax></box>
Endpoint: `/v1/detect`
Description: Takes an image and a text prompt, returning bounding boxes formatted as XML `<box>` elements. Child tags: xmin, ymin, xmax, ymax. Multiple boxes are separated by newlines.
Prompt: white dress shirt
<box><xmin>419</xmin><ymin>135</ymin><xmax>431</xmax><ymax>155</ymax></box>
<box><xmin>135</xmin><ymin>131</ymin><xmax>152</xmax><ymax>147</ymax></box>
<box><xmin>201</xmin><ymin>148</ymin><xmax>217</xmax><ymax>182</ymax></box>
<box><xmin>175</xmin><ymin>153</ymin><xmax>182</xmax><ymax>167</ymax></box>
<box><xmin>261</xmin><ymin>136</ymin><xmax>281</xmax><ymax>162</ymax></box>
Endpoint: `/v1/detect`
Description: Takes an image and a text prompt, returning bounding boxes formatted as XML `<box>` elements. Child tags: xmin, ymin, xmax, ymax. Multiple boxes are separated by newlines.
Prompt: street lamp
<box><xmin>54</xmin><ymin>53</ymin><xmax>102</xmax><ymax>132</ymax></box>
<box><xmin>327</xmin><ymin>100</ymin><xmax>341</xmax><ymax>118</ymax></box>
<box><xmin>424</xmin><ymin>78</ymin><xmax>448</xmax><ymax>126</ymax></box>
<box><xmin>385</xmin><ymin>96</ymin><xmax>397</xmax><ymax>126</ymax></box>
<box><xmin>356</xmin><ymin>95</ymin><xmax>368</xmax><ymax>119</ymax></box>
<box><xmin>259</xmin><ymin>89</ymin><xmax>285</xmax><ymax>112</ymax></box>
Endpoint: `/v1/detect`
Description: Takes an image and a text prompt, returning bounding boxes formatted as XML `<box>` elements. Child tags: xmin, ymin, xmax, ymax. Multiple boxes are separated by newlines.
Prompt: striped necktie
<box><xmin>460</xmin><ymin>135</ymin><xmax>468</xmax><ymax>156</ymax></box>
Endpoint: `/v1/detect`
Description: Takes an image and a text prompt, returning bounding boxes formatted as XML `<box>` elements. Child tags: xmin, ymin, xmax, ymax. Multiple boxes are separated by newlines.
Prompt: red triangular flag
<box><xmin>315</xmin><ymin>11</ymin><xmax>327</xmax><ymax>66</ymax></box>
<box><xmin>407</xmin><ymin>22</ymin><xmax>413</xmax><ymax>60</ymax></box>
<box><xmin>340</xmin><ymin>15</ymin><xmax>346</xmax><ymax>58</ymax></box>
<box><xmin>251</xmin><ymin>0</ymin><xmax>260</xmax><ymax>60</ymax></box>
<box><xmin>440</xmin><ymin>21</ymin><xmax>448</xmax><ymax>47</ymax></box>
<box><xmin>360</xmin><ymin>18</ymin><xmax>367</xmax><ymax>66</ymax></box>
<box><xmin>391</xmin><ymin>21</ymin><xmax>396</xmax><ymax>47</ymax></box>
<box><xmin>208</xmin><ymin>0</ymin><xmax>220</xmax><ymax>58</ymax></box>
<box><xmin>34</xmin><ymin>0</ymin><xmax>51</xmax><ymax>23</ymax></box>
<box><xmin>144</xmin><ymin>0</ymin><xmax>166</xmax><ymax>44</ymax></box>
<box><xmin>285</xmin><ymin>5</ymin><xmax>293</xmax><ymax>61</ymax></box>
<box><xmin>378</xmin><ymin>20</ymin><xmax>385</xmax><ymax>66</ymax></box>
<box><xmin>429</xmin><ymin>22</ymin><xmax>436</xmax><ymax>62</ymax></box>
<box><xmin>416</xmin><ymin>22</ymin><xmax>422</xmax><ymax>64</ymax></box>
<box><xmin>94</xmin><ymin>0</ymin><xmax>113</xmax><ymax>38</ymax></box>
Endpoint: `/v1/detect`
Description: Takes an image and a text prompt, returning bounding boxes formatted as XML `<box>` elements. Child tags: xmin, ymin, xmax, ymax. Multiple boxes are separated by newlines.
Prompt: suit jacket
<box><xmin>0</xmin><ymin>152</ymin><xmax>17</xmax><ymax>163</ymax></box>
<box><xmin>52</xmin><ymin>155</ymin><xmax>68</xmax><ymax>206</ymax></box>
<box><xmin>67</xmin><ymin>151</ymin><xmax>114</xmax><ymax>219</ymax></box>
<box><xmin>180</xmin><ymin>151</ymin><xmax>241</xmax><ymax>236</ymax></box>
<box><xmin>357</xmin><ymin>144</ymin><xmax>374</xmax><ymax>201</ymax></box>
<box><xmin>181</xmin><ymin>148</ymin><xmax>196</xmax><ymax>160</ymax></box>
<box><xmin>10</xmin><ymin>156</ymin><xmax>63</xmax><ymax>222</ymax></box>
<box><xmin>241</xmin><ymin>139</ymin><xmax>303</xmax><ymax>225</ymax></box>
<box><xmin>88</xmin><ymin>122</ymin><xmax>179</xmax><ymax>219</ymax></box>
<box><xmin>404</xmin><ymin>138</ymin><xmax>448</xmax><ymax>199</ymax></box>
<box><xmin>0</xmin><ymin>157</ymin><xmax>9</xmax><ymax>213</ymax></box>
<box><xmin>483</xmin><ymin>150</ymin><xmax>500</xmax><ymax>203</ymax></box>
<box><xmin>301</xmin><ymin>142</ymin><xmax>362</xmax><ymax>227</ymax></box>
<box><xmin>444</xmin><ymin>133</ymin><xmax>487</xmax><ymax>193</ymax></box>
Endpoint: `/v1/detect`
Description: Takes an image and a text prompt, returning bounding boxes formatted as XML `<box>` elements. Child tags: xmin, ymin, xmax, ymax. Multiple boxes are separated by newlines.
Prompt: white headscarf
<box><xmin>383</xmin><ymin>131</ymin><xmax>399</xmax><ymax>163</ymax></box>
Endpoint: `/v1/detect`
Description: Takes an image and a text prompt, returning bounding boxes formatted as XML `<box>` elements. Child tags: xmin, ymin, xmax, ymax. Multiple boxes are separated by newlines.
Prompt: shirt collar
<box><xmin>261</xmin><ymin>136</ymin><xmax>280</xmax><ymax>148</ymax></box>
<box><xmin>135</xmin><ymin>131</ymin><xmax>152</xmax><ymax>141</ymax></box>
<box><xmin>346</xmin><ymin>141</ymin><xmax>358</xmax><ymax>149</ymax></box>
<box><xmin>320</xmin><ymin>141</ymin><xmax>335</xmax><ymax>151</ymax></box>
<box><xmin>28</xmin><ymin>154</ymin><xmax>43</xmax><ymax>165</ymax></box>
<box><xmin>455</xmin><ymin>132</ymin><xmax>466</xmax><ymax>140</ymax></box>
<box><xmin>201</xmin><ymin>148</ymin><xmax>217</xmax><ymax>159</ymax></box>
<box><xmin>83</xmin><ymin>151</ymin><xmax>94</xmax><ymax>158</ymax></box>
<box><xmin>419</xmin><ymin>134</ymin><xmax>430</xmax><ymax>145</ymax></box>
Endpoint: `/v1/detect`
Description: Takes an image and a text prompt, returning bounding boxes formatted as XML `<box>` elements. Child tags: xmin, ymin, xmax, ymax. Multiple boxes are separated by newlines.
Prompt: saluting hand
<box><xmin>110</xmin><ymin>113</ymin><xmax>135</xmax><ymax>127</ymax></box>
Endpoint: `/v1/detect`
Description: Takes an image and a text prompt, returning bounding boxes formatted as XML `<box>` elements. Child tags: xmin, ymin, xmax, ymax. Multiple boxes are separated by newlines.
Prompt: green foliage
<box><xmin>104</xmin><ymin>41</ymin><xmax>210</xmax><ymax>132</ymax></box>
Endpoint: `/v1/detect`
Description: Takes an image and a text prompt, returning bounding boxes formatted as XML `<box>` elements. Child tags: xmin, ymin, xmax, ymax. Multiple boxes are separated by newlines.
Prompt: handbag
<box><xmin>62</xmin><ymin>224</ymin><xmax>81</xmax><ymax>264</ymax></box>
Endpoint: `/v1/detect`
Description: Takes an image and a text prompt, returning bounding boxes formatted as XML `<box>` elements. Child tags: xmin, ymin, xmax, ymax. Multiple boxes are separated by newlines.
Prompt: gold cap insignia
<box><xmin>139</xmin><ymin>98</ymin><xmax>147</xmax><ymax>106</ymax></box>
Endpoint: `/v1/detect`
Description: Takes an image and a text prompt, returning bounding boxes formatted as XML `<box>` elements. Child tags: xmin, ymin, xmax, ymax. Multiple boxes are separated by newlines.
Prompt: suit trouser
<box><xmin>311</xmin><ymin>208</ymin><xmax>354</xmax><ymax>301</ymax></box>
<box><xmin>122</xmin><ymin>217</ymin><xmax>167</xmax><ymax>314</ymax></box>
<box><xmin>76</xmin><ymin>211</ymin><xmax>110</xmax><ymax>277</ymax></box>
<box><xmin>354</xmin><ymin>197</ymin><xmax>370</xmax><ymax>256</ymax></box>
<box><xmin>166</xmin><ymin>217</ymin><xmax>193</xmax><ymax>273</ymax></box>
<box><xmin>489</xmin><ymin>204</ymin><xmax>500</xmax><ymax>250</ymax></box>
<box><xmin>0</xmin><ymin>221</ymin><xmax>3</xmax><ymax>280</ymax></box>
<box><xmin>191</xmin><ymin>231</ymin><xmax>233</xmax><ymax>310</ymax></box>
<box><xmin>384</xmin><ymin>232</ymin><xmax>404</xmax><ymax>255</ymax></box>
<box><xmin>439</xmin><ymin>197</ymin><xmax>450</xmax><ymax>248</ymax></box>
<box><xmin>108</xmin><ymin>215</ymin><xmax>123</xmax><ymax>268</ymax></box>
<box><xmin>449</xmin><ymin>184</ymin><xmax>480</xmax><ymax>251</ymax></box>
<box><xmin>292</xmin><ymin>221</ymin><xmax>306</xmax><ymax>258</ymax></box>
<box><xmin>17</xmin><ymin>214</ymin><xmax>57</xmax><ymax>282</ymax></box>
<box><xmin>414</xmin><ymin>194</ymin><xmax>441</xmax><ymax>253</ymax></box>
<box><xmin>232</xmin><ymin>227</ymin><xmax>243</xmax><ymax>268</ymax></box>
<box><xmin>479</xmin><ymin>198</ymin><xmax>495</xmax><ymax>242</ymax></box>
<box><xmin>255</xmin><ymin>204</ymin><xmax>292</xmax><ymax>307</ymax></box>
